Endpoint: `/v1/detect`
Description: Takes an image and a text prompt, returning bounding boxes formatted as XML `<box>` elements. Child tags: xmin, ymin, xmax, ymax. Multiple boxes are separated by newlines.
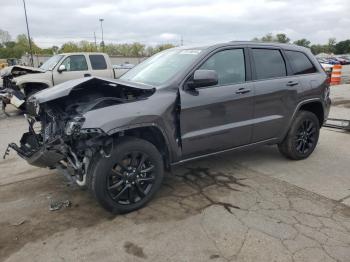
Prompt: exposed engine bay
<box><xmin>5</xmin><ymin>77</ymin><xmax>155</xmax><ymax>186</ymax></box>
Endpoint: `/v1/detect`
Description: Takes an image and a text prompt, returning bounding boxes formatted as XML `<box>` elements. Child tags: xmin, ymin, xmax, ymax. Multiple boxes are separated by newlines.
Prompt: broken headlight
<box><xmin>34</xmin><ymin>100</ymin><xmax>40</xmax><ymax>115</ymax></box>
<box><xmin>65</xmin><ymin>116</ymin><xmax>85</xmax><ymax>136</ymax></box>
<box><xmin>26</xmin><ymin>97</ymin><xmax>40</xmax><ymax>116</ymax></box>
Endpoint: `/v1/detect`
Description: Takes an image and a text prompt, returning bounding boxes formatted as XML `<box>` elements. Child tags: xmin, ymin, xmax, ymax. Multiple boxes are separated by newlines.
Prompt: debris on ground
<box><xmin>49</xmin><ymin>200</ymin><xmax>71</xmax><ymax>211</ymax></box>
<box><xmin>11</xmin><ymin>219</ymin><xmax>26</xmax><ymax>226</ymax></box>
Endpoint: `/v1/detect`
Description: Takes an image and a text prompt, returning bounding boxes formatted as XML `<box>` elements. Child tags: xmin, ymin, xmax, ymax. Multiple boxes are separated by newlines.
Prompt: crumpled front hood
<box><xmin>32</xmin><ymin>77</ymin><xmax>155</xmax><ymax>104</ymax></box>
<box><xmin>1</xmin><ymin>65</ymin><xmax>45</xmax><ymax>77</ymax></box>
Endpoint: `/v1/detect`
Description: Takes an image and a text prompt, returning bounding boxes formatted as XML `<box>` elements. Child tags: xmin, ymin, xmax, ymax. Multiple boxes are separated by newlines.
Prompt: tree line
<box><xmin>252</xmin><ymin>33</ymin><xmax>350</xmax><ymax>55</ymax></box>
<box><xmin>0</xmin><ymin>29</ymin><xmax>175</xmax><ymax>59</ymax></box>
<box><xmin>1</xmin><ymin>29</ymin><xmax>350</xmax><ymax>60</ymax></box>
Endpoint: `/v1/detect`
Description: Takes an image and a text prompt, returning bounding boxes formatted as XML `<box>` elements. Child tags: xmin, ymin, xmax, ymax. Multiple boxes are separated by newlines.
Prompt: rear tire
<box><xmin>278</xmin><ymin>111</ymin><xmax>320</xmax><ymax>160</ymax></box>
<box><xmin>89</xmin><ymin>137</ymin><xmax>164</xmax><ymax>213</ymax></box>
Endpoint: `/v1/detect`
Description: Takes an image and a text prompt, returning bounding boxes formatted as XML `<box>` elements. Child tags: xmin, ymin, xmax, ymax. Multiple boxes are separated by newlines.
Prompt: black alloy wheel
<box><xmin>295</xmin><ymin>119</ymin><xmax>317</xmax><ymax>154</ymax></box>
<box><xmin>89</xmin><ymin>137</ymin><xmax>164</xmax><ymax>213</ymax></box>
<box><xmin>278</xmin><ymin>111</ymin><xmax>320</xmax><ymax>160</ymax></box>
<box><xmin>107</xmin><ymin>151</ymin><xmax>155</xmax><ymax>205</ymax></box>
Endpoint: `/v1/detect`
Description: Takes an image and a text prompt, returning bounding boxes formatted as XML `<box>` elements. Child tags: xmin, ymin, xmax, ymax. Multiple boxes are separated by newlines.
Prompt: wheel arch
<box><xmin>21</xmin><ymin>82</ymin><xmax>50</xmax><ymax>97</ymax></box>
<box><xmin>298</xmin><ymin>100</ymin><xmax>324</xmax><ymax>127</ymax></box>
<box><xmin>280</xmin><ymin>99</ymin><xmax>324</xmax><ymax>142</ymax></box>
<box><xmin>110</xmin><ymin>124</ymin><xmax>172</xmax><ymax>170</ymax></box>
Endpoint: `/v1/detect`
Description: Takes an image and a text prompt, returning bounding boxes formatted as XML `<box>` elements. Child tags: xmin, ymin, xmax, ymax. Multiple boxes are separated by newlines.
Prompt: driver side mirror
<box><xmin>188</xmin><ymin>69</ymin><xmax>218</xmax><ymax>89</ymax></box>
<box><xmin>57</xmin><ymin>64</ymin><xmax>67</xmax><ymax>73</ymax></box>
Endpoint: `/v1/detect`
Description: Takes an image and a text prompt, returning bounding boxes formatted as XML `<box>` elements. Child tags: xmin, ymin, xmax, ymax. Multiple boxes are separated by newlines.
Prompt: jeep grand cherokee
<box><xmin>7</xmin><ymin>42</ymin><xmax>331</xmax><ymax>213</ymax></box>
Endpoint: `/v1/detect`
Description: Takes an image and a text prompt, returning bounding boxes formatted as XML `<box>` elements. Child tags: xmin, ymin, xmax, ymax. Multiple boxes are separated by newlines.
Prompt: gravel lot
<box><xmin>0</xmin><ymin>83</ymin><xmax>349</xmax><ymax>262</ymax></box>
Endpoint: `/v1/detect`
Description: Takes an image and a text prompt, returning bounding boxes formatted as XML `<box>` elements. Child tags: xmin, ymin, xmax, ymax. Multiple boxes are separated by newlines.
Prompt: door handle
<box><xmin>235</xmin><ymin>88</ymin><xmax>251</xmax><ymax>94</ymax></box>
<box><xmin>84</xmin><ymin>73</ymin><xmax>91</xmax><ymax>77</ymax></box>
<box><xmin>286</xmin><ymin>81</ymin><xmax>299</xmax><ymax>87</ymax></box>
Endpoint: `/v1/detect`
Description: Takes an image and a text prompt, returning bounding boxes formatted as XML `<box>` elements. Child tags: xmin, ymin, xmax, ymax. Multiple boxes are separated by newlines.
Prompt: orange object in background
<box><xmin>331</xmin><ymin>64</ymin><xmax>342</xmax><ymax>85</ymax></box>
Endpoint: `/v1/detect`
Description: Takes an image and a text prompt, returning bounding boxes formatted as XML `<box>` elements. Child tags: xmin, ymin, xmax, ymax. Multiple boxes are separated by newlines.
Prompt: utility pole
<box><xmin>22</xmin><ymin>0</ymin><xmax>34</xmax><ymax>67</ymax></box>
<box><xmin>94</xmin><ymin>31</ymin><xmax>97</xmax><ymax>50</ymax></box>
<box><xmin>180</xmin><ymin>35</ymin><xmax>183</xmax><ymax>46</ymax></box>
<box><xmin>99</xmin><ymin>18</ymin><xmax>104</xmax><ymax>52</ymax></box>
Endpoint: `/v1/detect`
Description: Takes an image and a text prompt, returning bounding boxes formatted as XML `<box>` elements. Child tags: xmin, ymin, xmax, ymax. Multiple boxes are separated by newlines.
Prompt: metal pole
<box><xmin>94</xmin><ymin>31</ymin><xmax>97</xmax><ymax>50</ymax></box>
<box><xmin>22</xmin><ymin>0</ymin><xmax>34</xmax><ymax>67</ymax></box>
<box><xmin>99</xmin><ymin>18</ymin><xmax>104</xmax><ymax>52</ymax></box>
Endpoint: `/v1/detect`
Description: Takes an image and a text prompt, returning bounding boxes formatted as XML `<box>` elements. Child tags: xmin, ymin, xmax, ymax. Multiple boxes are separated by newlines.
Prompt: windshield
<box><xmin>40</xmin><ymin>55</ymin><xmax>64</xmax><ymax>71</ymax></box>
<box><xmin>120</xmin><ymin>49</ymin><xmax>202</xmax><ymax>86</ymax></box>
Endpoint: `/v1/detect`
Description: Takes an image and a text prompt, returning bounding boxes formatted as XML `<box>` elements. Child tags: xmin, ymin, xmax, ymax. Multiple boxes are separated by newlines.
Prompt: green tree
<box><xmin>79</xmin><ymin>40</ymin><xmax>97</xmax><ymax>52</ymax></box>
<box><xmin>59</xmin><ymin>42</ymin><xmax>80</xmax><ymax>53</ymax></box>
<box><xmin>275</xmin><ymin>33</ymin><xmax>290</xmax><ymax>43</ymax></box>
<box><xmin>294</xmin><ymin>39</ymin><xmax>311</xmax><ymax>48</ymax></box>
<box><xmin>327</xmin><ymin>38</ymin><xmax>336</xmax><ymax>53</ymax></box>
<box><xmin>145</xmin><ymin>46</ymin><xmax>155</xmax><ymax>56</ymax></box>
<box><xmin>253</xmin><ymin>33</ymin><xmax>290</xmax><ymax>43</ymax></box>
<box><xmin>154</xmin><ymin>44</ymin><xmax>175</xmax><ymax>53</ymax></box>
<box><xmin>310</xmin><ymin>44</ymin><xmax>327</xmax><ymax>55</ymax></box>
<box><xmin>261</xmin><ymin>33</ymin><xmax>274</xmax><ymax>42</ymax></box>
<box><xmin>130</xmin><ymin>42</ymin><xmax>145</xmax><ymax>57</ymax></box>
<box><xmin>105</xmin><ymin>43</ymin><xmax>119</xmax><ymax>55</ymax></box>
<box><xmin>334</xmin><ymin>40</ymin><xmax>350</xmax><ymax>54</ymax></box>
<box><xmin>51</xmin><ymin>45</ymin><xmax>59</xmax><ymax>54</ymax></box>
<box><xmin>0</xmin><ymin>34</ymin><xmax>43</xmax><ymax>59</ymax></box>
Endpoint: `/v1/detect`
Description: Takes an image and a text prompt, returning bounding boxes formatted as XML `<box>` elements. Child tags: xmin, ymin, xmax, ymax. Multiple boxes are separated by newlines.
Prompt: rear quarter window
<box><xmin>89</xmin><ymin>55</ymin><xmax>107</xmax><ymax>70</ymax></box>
<box><xmin>285</xmin><ymin>51</ymin><xmax>317</xmax><ymax>75</ymax></box>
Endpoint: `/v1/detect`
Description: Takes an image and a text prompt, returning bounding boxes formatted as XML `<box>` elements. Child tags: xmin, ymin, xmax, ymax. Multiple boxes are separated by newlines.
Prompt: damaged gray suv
<box><xmin>7</xmin><ymin>42</ymin><xmax>331</xmax><ymax>213</ymax></box>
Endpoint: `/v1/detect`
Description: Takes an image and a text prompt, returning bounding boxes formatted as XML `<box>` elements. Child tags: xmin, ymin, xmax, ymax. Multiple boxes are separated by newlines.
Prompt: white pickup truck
<box><xmin>1</xmin><ymin>52</ymin><xmax>130</xmax><ymax>99</ymax></box>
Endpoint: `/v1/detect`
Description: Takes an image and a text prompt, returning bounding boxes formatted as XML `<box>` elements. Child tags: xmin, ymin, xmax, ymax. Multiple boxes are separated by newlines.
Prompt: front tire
<box><xmin>89</xmin><ymin>137</ymin><xmax>164</xmax><ymax>213</ymax></box>
<box><xmin>278</xmin><ymin>111</ymin><xmax>320</xmax><ymax>160</ymax></box>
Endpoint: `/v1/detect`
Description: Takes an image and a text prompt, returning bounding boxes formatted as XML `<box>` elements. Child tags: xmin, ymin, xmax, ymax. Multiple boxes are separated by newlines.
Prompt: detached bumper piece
<box><xmin>0</xmin><ymin>88</ymin><xmax>25</xmax><ymax>110</ymax></box>
<box><xmin>5</xmin><ymin>132</ymin><xmax>64</xmax><ymax>168</ymax></box>
<box><xmin>324</xmin><ymin>118</ymin><xmax>350</xmax><ymax>131</ymax></box>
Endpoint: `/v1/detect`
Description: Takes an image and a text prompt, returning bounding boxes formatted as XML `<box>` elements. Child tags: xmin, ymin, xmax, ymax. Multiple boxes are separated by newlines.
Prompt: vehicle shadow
<box><xmin>0</xmin><ymin>151</ymin><xmax>254</xmax><ymax>260</ymax></box>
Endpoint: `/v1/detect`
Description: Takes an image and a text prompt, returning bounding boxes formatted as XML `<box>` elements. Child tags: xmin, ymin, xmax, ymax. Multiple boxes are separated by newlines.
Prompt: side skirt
<box><xmin>170</xmin><ymin>138</ymin><xmax>279</xmax><ymax>166</ymax></box>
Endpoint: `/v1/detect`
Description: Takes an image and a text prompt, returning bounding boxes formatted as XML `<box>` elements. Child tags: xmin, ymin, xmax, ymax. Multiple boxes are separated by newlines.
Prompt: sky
<box><xmin>0</xmin><ymin>0</ymin><xmax>349</xmax><ymax>48</ymax></box>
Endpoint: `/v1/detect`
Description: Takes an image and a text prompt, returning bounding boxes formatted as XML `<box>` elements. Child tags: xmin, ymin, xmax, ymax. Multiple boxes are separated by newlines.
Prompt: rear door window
<box><xmin>285</xmin><ymin>51</ymin><xmax>317</xmax><ymax>75</ymax></box>
<box><xmin>251</xmin><ymin>49</ymin><xmax>286</xmax><ymax>80</ymax></box>
<box><xmin>89</xmin><ymin>55</ymin><xmax>107</xmax><ymax>70</ymax></box>
<box><xmin>199</xmin><ymin>49</ymin><xmax>246</xmax><ymax>85</ymax></box>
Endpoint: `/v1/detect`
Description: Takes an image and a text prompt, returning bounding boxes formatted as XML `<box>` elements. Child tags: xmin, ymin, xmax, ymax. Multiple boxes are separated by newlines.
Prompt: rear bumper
<box><xmin>324</xmin><ymin>97</ymin><xmax>331</xmax><ymax>124</ymax></box>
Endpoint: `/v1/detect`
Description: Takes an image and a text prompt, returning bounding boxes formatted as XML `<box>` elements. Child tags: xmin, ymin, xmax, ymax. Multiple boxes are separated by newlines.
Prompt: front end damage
<box><xmin>1</xmin><ymin>65</ymin><xmax>45</xmax><ymax>89</ymax></box>
<box><xmin>1</xmin><ymin>65</ymin><xmax>44</xmax><ymax>111</ymax></box>
<box><xmin>5</xmin><ymin>77</ymin><xmax>156</xmax><ymax>186</ymax></box>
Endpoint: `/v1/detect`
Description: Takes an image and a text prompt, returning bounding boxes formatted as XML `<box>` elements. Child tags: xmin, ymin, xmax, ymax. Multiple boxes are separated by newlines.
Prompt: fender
<box><xmin>14</xmin><ymin>72</ymin><xmax>53</xmax><ymax>90</ymax></box>
<box><xmin>281</xmin><ymin>98</ymin><xmax>323</xmax><ymax>140</ymax></box>
<box><xmin>106</xmin><ymin>122</ymin><xmax>175</xmax><ymax>162</ymax></box>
